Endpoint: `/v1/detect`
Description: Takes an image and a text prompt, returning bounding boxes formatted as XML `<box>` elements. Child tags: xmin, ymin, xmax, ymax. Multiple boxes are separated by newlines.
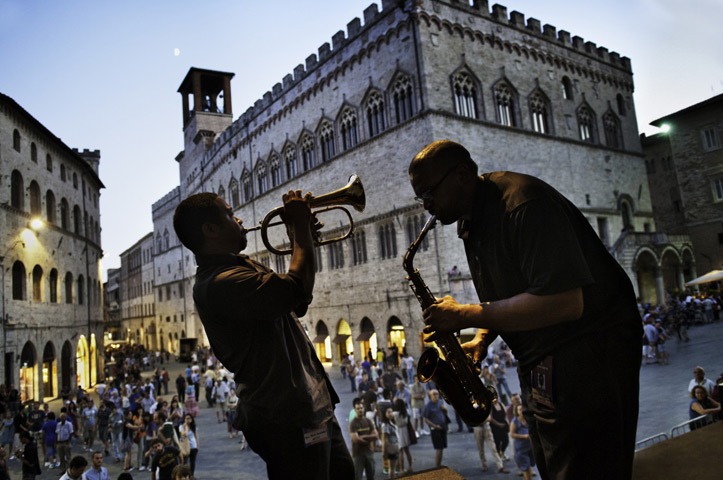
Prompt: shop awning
<box><xmin>332</xmin><ymin>334</ymin><xmax>350</xmax><ymax>344</ymax></box>
<box><xmin>312</xmin><ymin>335</ymin><xmax>328</xmax><ymax>344</ymax></box>
<box><xmin>685</xmin><ymin>270</ymin><xmax>723</xmax><ymax>286</ymax></box>
<box><xmin>356</xmin><ymin>331</ymin><xmax>374</xmax><ymax>342</ymax></box>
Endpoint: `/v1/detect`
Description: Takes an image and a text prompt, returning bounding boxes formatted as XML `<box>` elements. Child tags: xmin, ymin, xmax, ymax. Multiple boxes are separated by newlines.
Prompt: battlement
<box><xmin>230</xmin><ymin>1</ymin><xmax>398</xmax><ymax>131</ymax></box>
<box><xmin>446</xmin><ymin>0</ymin><xmax>631</xmax><ymax>72</ymax></box>
<box><xmin>72</xmin><ymin>148</ymin><xmax>101</xmax><ymax>158</ymax></box>
<box><xmin>151</xmin><ymin>186</ymin><xmax>181</xmax><ymax>213</ymax></box>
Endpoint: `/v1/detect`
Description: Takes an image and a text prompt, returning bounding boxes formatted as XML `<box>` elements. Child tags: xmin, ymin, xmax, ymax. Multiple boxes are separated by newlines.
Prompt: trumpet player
<box><xmin>408</xmin><ymin>140</ymin><xmax>642</xmax><ymax>480</ymax></box>
<box><xmin>173</xmin><ymin>190</ymin><xmax>353</xmax><ymax>480</ymax></box>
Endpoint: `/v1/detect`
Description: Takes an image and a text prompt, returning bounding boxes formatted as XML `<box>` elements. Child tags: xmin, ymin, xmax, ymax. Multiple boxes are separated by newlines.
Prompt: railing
<box><xmin>635</xmin><ymin>414</ymin><xmax>718</xmax><ymax>451</ymax></box>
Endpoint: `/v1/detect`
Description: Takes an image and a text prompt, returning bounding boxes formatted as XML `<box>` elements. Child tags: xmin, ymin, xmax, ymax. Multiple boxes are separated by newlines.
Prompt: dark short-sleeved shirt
<box><xmin>462</xmin><ymin>173</ymin><xmax>641</xmax><ymax>371</ymax></box>
<box><xmin>349</xmin><ymin>416</ymin><xmax>376</xmax><ymax>457</ymax></box>
<box><xmin>193</xmin><ymin>253</ymin><xmax>338</xmax><ymax>429</ymax></box>
<box><xmin>150</xmin><ymin>445</ymin><xmax>181</xmax><ymax>480</ymax></box>
<box><xmin>423</xmin><ymin>400</ymin><xmax>446</xmax><ymax>426</ymax></box>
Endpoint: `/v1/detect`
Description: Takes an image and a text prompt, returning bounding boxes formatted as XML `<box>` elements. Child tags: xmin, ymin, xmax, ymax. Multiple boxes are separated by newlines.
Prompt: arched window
<box><xmin>453</xmin><ymin>72</ymin><xmax>477</xmax><ymax>118</ymax></box>
<box><xmin>229</xmin><ymin>178</ymin><xmax>240</xmax><ymax>208</ymax></box>
<box><xmin>529</xmin><ymin>90</ymin><xmax>552</xmax><ymax>134</ymax></box>
<box><xmin>73</xmin><ymin>173</ymin><xmax>78</xmax><ymax>189</ymax></box>
<box><xmin>12</xmin><ymin>261</ymin><xmax>26</xmax><ymax>300</ymax></box>
<box><xmin>406</xmin><ymin>214</ymin><xmax>429</xmax><ymax>251</ymax></box>
<box><xmin>339</xmin><ymin>108</ymin><xmax>359</xmax><ymax>151</ymax></box>
<box><xmin>620</xmin><ymin>199</ymin><xmax>634</xmax><ymax>232</ymax></box>
<box><xmin>46</xmin><ymin>154</ymin><xmax>53</xmax><ymax>172</ymax></box>
<box><xmin>393</xmin><ymin>75</ymin><xmax>415</xmax><ymax>123</ymax></box>
<box><xmin>365</xmin><ymin>91</ymin><xmax>386</xmax><ymax>138</ymax></box>
<box><xmin>46</xmin><ymin>190</ymin><xmax>56</xmax><ymax>223</ymax></box>
<box><xmin>269</xmin><ymin>154</ymin><xmax>281</xmax><ymax>188</ymax></box>
<box><xmin>163</xmin><ymin>229</ymin><xmax>170</xmax><ymax>250</ymax></box>
<box><xmin>13</xmin><ymin>129</ymin><xmax>21</xmax><ymax>152</ymax></box>
<box><xmin>242</xmin><ymin>171</ymin><xmax>253</xmax><ymax>202</ymax></box>
<box><xmin>284</xmin><ymin>145</ymin><xmax>298</xmax><ymax>180</ymax></box>
<box><xmin>562</xmin><ymin>76</ymin><xmax>574</xmax><ymax>100</ymax></box>
<box><xmin>603</xmin><ymin>110</ymin><xmax>623</xmax><ymax>149</ymax></box>
<box><xmin>350</xmin><ymin>230</ymin><xmax>368</xmax><ymax>265</ymax></box>
<box><xmin>577</xmin><ymin>104</ymin><xmax>597</xmax><ymax>143</ymax></box>
<box><xmin>49</xmin><ymin>269</ymin><xmax>58</xmax><ymax>303</ymax></box>
<box><xmin>256</xmin><ymin>161</ymin><xmax>268</xmax><ymax>195</ymax></box>
<box><xmin>616</xmin><ymin>94</ymin><xmax>626</xmax><ymax>116</ymax></box>
<box><xmin>218</xmin><ymin>185</ymin><xmax>226</xmax><ymax>203</ymax></box>
<box><xmin>156</xmin><ymin>233</ymin><xmax>162</xmax><ymax>254</ymax></box>
<box><xmin>378</xmin><ymin>223</ymin><xmax>397</xmax><ymax>260</ymax></box>
<box><xmin>60</xmin><ymin>199</ymin><xmax>69</xmax><ymax>229</ymax></box>
<box><xmin>327</xmin><ymin>242</ymin><xmax>344</xmax><ymax>270</ymax></box>
<box><xmin>318</xmin><ymin>121</ymin><xmax>335</xmax><ymax>162</ymax></box>
<box><xmin>77</xmin><ymin>274</ymin><xmax>85</xmax><ymax>305</ymax></box>
<box><xmin>300</xmin><ymin>134</ymin><xmax>315</xmax><ymax>171</ymax></box>
<box><xmin>33</xmin><ymin>265</ymin><xmax>43</xmax><ymax>302</ymax></box>
<box><xmin>31</xmin><ymin>143</ymin><xmax>38</xmax><ymax>163</ymax></box>
<box><xmin>29</xmin><ymin>181</ymin><xmax>41</xmax><ymax>215</ymax></box>
<box><xmin>11</xmin><ymin>170</ymin><xmax>24</xmax><ymax>209</ymax></box>
<box><xmin>73</xmin><ymin>205</ymin><xmax>82</xmax><ymax>234</ymax></box>
<box><xmin>60</xmin><ymin>164</ymin><xmax>66</xmax><ymax>181</ymax></box>
<box><xmin>494</xmin><ymin>81</ymin><xmax>518</xmax><ymax>127</ymax></box>
<box><xmin>65</xmin><ymin>273</ymin><xmax>73</xmax><ymax>303</ymax></box>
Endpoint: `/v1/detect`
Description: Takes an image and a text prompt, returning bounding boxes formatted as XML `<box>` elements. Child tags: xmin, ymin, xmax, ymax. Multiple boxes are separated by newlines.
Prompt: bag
<box><xmin>407</xmin><ymin>420</ymin><xmax>417</xmax><ymax>445</ymax></box>
<box><xmin>385</xmin><ymin>441</ymin><xmax>399</xmax><ymax>455</ymax></box>
<box><xmin>178</xmin><ymin>431</ymin><xmax>191</xmax><ymax>456</ymax></box>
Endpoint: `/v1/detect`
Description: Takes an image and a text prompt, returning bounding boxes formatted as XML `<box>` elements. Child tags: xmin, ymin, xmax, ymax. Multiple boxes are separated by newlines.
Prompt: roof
<box><xmin>177</xmin><ymin>67</ymin><xmax>235</xmax><ymax>93</ymax></box>
<box><xmin>650</xmin><ymin>93</ymin><xmax>723</xmax><ymax>127</ymax></box>
<box><xmin>0</xmin><ymin>92</ymin><xmax>105</xmax><ymax>188</ymax></box>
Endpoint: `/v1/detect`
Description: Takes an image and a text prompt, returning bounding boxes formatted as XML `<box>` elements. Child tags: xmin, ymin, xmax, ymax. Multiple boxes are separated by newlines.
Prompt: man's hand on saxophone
<box><xmin>422</xmin><ymin>295</ymin><xmax>485</xmax><ymax>341</ymax></box>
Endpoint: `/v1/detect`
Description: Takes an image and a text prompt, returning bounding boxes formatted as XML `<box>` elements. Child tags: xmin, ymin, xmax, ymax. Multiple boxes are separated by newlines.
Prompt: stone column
<box><xmin>223</xmin><ymin>76</ymin><xmax>232</xmax><ymax>115</ymax></box>
<box><xmin>654</xmin><ymin>266</ymin><xmax>666</xmax><ymax>307</ymax></box>
<box><xmin>677</xmin><ymin>266</ymin><xmax>685</xmax><ymax>291</ymax></box>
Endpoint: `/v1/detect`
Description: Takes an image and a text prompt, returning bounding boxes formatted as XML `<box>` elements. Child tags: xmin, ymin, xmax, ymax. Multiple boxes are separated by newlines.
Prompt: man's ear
<box><xmin>201</xmin><ymin>221</ymin><xmax>220</xmax><ymax>239</ymax></box>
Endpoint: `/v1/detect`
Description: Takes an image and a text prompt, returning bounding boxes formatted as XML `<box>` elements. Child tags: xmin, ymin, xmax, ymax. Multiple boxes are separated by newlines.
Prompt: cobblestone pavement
<box><xmin>7</xmin><ymin>320</ymin><xmax>722</xmax><ymax>479</ymax></box>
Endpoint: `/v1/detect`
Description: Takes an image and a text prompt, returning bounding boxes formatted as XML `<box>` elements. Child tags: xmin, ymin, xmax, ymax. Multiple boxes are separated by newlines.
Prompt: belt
<box><xmin>57</xmin><ymin>439</ymin><xmax>70</xmax><ymax>443</ymax></box>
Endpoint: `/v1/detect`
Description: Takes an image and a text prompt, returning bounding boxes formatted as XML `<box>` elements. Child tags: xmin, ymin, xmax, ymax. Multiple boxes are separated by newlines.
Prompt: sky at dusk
<box><xmin>1</xmin><ymin>0</ymin><xmax>722</xmax><ymax>279</ymax></box>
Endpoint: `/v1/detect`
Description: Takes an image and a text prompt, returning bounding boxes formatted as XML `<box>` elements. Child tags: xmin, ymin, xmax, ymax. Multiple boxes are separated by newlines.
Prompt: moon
<box><xmin>174</xmin><ymin>48</ymin><xmax>180</xmax><ymax>57</ymax></box>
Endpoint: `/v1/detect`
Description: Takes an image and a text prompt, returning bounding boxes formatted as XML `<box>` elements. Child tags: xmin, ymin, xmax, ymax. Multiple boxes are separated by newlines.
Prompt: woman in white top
<box><xmin>393</xmin><ymin>398</ymin><xmax>413</xmax><ymax>475</ymax></box>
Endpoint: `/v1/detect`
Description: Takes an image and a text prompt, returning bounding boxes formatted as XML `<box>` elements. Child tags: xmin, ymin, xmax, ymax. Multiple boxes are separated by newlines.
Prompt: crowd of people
<box><xmin>344</xmin><ymin>342</ymin><xmax>532</xmax><ymax>480</ymax></box>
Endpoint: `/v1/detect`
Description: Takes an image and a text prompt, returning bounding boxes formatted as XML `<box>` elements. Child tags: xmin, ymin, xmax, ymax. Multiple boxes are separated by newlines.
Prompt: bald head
<box><xmin>409</xmin><ymin>140</ymin><xmax>478</xmax><ymax>177</ymax></box>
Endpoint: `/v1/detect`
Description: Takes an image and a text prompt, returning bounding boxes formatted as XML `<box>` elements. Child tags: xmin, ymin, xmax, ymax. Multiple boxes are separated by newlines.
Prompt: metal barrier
<box><xmin>669</xmin><ymin>414</ymin><xmax>716</xmax><ymax>438</ymax></box>
<box><xmin>634</xmin><ymin>432</ymin><xmax>669</xmax><ymax>451</ymax></box>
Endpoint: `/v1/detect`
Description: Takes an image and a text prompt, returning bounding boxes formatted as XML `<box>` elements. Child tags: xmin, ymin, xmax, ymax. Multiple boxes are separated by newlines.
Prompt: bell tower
<box><xmin>177</xmin><ymin>67</ymin><xmax>235</xmax><ymax>155</ymax></box>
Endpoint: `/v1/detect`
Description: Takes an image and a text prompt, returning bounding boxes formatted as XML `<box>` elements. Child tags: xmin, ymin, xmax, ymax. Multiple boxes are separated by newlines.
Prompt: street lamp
<box><xmin>660</xmin><ymin>124</ymin><xmax>671</xmax><ymax>134</ymax></box>
<box><xmin>28</xmin><ymin>218</ymin><xmax>44</xmax><ymax>231</ymax></box>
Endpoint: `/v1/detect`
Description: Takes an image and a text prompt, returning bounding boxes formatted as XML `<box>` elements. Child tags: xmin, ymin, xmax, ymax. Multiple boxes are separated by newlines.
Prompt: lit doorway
<box><xmin>42</xmin><ymin>342</ymin><xmax>57</xmax><ymax>399</ymax></box>
<box><xmin>313</xmin><ymin>321</ymin><xmax>331</xmax><ymax>362</ymax></box>
<box><xmin>357</xmin><ymin>317</ymin><xmax>377</xmax><ymax>362</ymax></box>
<box><xmin>20</xmin><ymin>342</ymin><xmax>38</xmax><ymax>402</ymax></box>
<box><xmin>387</xmin><ymin>316</ymin><xmax>406</xmax><ymax>368</ymax></box>
<box><xmin>335</xmin><ymin>319</ymin><xmax>353</xmax><ymax>362</ymax></box>
<box><xmin>76</xmin><ymin>336</ymin><xmax>89</xmax><ymax>390</ymax></box>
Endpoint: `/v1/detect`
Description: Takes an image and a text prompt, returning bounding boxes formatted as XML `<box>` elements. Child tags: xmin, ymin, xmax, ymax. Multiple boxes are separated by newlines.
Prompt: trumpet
<box><xmin>243</xmin><ymin>174</ymin><xmax>365</xmax><ymax>256</ymax></box>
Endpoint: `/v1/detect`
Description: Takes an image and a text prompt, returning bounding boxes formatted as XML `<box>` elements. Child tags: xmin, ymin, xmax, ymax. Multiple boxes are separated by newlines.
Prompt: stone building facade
<box><xmin>0</xmin><ymin>92</ymin><xmax>104</xmax><ymax>402</ymax></box>
<box><xmin>129</xmin><ymin>0</ymin><xmax>693</xmax><ymax>367</ymax></box>
<box><xmin>642</xmin><ymin>93</ymin><xmax>723</xmax><ymax>279</ymax></box>
<box><xmin>119</xmin><ymin>233</ymin><xmax>156</xmax><ymax>349</ymax></box>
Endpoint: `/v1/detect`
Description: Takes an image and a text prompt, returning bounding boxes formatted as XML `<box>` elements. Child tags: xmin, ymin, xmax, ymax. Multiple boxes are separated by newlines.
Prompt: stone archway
<box><xmin>20</xmin><ymin>341</ymin><xmax>39</xmax><ymax>401</ymax></box>
<box><xmin>387</xmin><ymin>316</ymin><xmax>405</xmax><ymax>368</ymax></box>
<box><xmin>313</xmin><ymin>321</ymin><xmax>331</xmax><ymax>362</ymax></box>
<box><xmin>660</xmin><ymin>248</ymin><xmax>683</xmax><ymax>296</ymax></box>
<box><xmin>42</xmin><ymin>342</ymin><xmax>57</xmax><ymax>399</ymax></box>
<box><xmin>61</xmin><ymin>341</ymin><xmax>73</xmax><ymax>392</ymax></box>
<box><xmin>76</xmin><ymin>336</ymin><xmax>89</xmax><ymax>390</ymax></box>
<box><xmin>635</xmin><ymin>249</ymin><xmax>660</xmax><ymax>306</ymax></box>
<box><xmin>334</xmin><ymin>319</ymin><xmax>353</xmax><ymax>363</ymax></box>
<box><xmin>357</xmin><ymin>317</ymin><xmax>377</xmax><ymax>363</ymax></box>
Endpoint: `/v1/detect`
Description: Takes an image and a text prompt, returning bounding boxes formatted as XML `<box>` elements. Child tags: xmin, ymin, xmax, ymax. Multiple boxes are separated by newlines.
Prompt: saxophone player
<box><xmin>408</xmin><ymin>140</ymin><xmax>642</xmax><ymax>480</ymax></box>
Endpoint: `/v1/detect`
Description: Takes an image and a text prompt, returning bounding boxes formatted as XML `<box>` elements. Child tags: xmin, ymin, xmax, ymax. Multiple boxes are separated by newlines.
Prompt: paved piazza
<box><xmin>7</xmin><ymin>321</ymin><xmax>722</xmax><ymax>479</ymax></box>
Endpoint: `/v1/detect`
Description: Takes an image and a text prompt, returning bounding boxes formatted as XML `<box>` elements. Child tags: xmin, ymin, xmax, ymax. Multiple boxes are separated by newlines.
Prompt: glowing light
<box><xmin>174</xmin><ymin>48</ymin><xmax>180</xmax><ymax>57</ymax></box>
<box><xmin>29</xmin><ymin>218</ymin><xmax>44</xmax><ymax>231</ymax></box>
<box><xmin>660</xmin><ymin>124</ymin><xmax>671</xmax><ymax>133</ymax></box>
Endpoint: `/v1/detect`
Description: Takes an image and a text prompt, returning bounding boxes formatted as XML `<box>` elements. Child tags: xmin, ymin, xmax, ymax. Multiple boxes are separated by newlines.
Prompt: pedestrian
<box><xmin>381</xmin><ymin>406</ymin><xmax>400</xmax><ymax>479</ymax></box>
<box><xmin>40</xmin><ymin>411</ymin><xmax>58</xmax><ymax>468</ymax></box>
<box><xmin>55</xmin><ymin>412</ymin><xmax>74</xmax><ymax>472</ymax></box>
<box><xmin>212</xmin><ymin>378</ymin><xmax>229</xmax><ymax>423</ymax></box>
<box><xmin>175</xmin><ymin>374</ymin><xmax>186</xmax><ymax>404</ymax></box>
<box><xmin>226</xmin><ymin>390</ymin><xmax>239</xmax><ymax>438</ymax></box>
<box><xmin>409</xmin><ymin>140</ymin><xmax>643</xmax><ymax>478</ymax></box>
<box><xmin>121</xmin><ymin>409</ymin><xmax>137</xmax><ymax>472</ymax></box>
<box><xmin>16</xmin><ymin>431</ymin><xmax>42</xmax><ymax>480</ymax></box>
<box><xmin>392</xmin><ymin>399</ymin><xmax>413</xmax><ymax>475</ymax></box>
<box><xmin>97</xmin><ymin>401</ymin><xmax>111</xmax><ymax>456</ymax></box>
<box><xmin>0</xmin><ymin>411</ymin><xmax>15</xmax><ymax>461</ymax></box>
<box><xmin>149</xmin><ymin>438</ymin><xmax>182</xmax><ymax>480</ymax></box>
<box><xmin>108</xmin><ymin>405</ymin><xmax>124</xmax><ymax>463</ymax></box>
<box><xmin>85</xmin><ymin>451</ymin><xmax>111</xmax><ymax>480</ymax></box>
<box><xmin>510</xmin><ymin>405</ymin><xmax>535</xmax><ymax>480</ymax></box>
<box><xmin>489</xmin><ymin>398</ymin><xmax>510</xmax><ymax>462</ymax></box>
<box><xmin>473</xmin><ymin>414</ymin><xmax>509</xmax><ymax>474</ymax></box>
<box><xmin>349</xmin><ymin>398</ymin><xmax>377</xmax><ymax>480</ymax></box>
<box><xmin>173</xmin><ymin>190</ymin><xmax>354</xmax><ymax>479</ymax></box>
<box><xmin>422</xmin><ymin>389</ymin><xmax>448</xmax><ymax>468</ymax></box>
<box><xmin>689</xmin><ymin>366</ymin><xmax>716</xmax><ymax>395</ymax></box>
<box><xmin>59</xmin><ymin>455</ymin><xmax>88</xmax><ymax>480</ymax></box>
<box><xmin>170</xmin><ymin>464</ymin><xmax>192</xmax><ymax>480</ymax></box>
<box><xmin>410</xmin><ymin>376</ymin><xmax>429</xmax><ymax>436</ymax></box>
<box><xmin>161</xmin><ymin>369</ymin><xmax>170</xmax><ymax>396</ymax></box>
<box><xmin>178</xmin><ymin>415</ymin><xmax>198</xmax><ymax>475</ymax></box>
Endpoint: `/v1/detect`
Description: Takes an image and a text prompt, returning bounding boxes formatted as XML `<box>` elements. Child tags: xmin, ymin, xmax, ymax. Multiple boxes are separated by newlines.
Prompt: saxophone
<box><xmin>403</xmin><ymin>215</ymin><xmax>497</xmax><ymax>426</ymax></box>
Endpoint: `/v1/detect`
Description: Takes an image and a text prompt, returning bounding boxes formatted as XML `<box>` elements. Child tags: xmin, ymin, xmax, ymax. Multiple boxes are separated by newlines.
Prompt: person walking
<box><xmin>510</xmin><ymin>405</ymin><xmax>536</xmax><ymax>480</ymax></box>
<box><xmin>422</xmin><ymin>390</ymin><xmax>448</xmax><ymax>468</ymax></box>
<box><xmin>40</xmin><ymin>411</ymin><xmax>58</xmax><ymax>468</ymax></box>
<box><xmin>473</xmin><ymin>414</ymin><xmax>509</xmax><ymax>474</ymax></box>
<box><xmin>54</xmin><ymin>412</ymin><xmax>74</xmax><ymax>472</ymax></box>
<box><xmin>178</xmin><ymin>414</ymin><xmax>199</xmax><ymax>476</ymax></box>
<box><xmin>380</xmin><ymin>407</ymin><xmax>400</xmax><ymax>479</ymax></box>
<box><xmin>16</xmin><ymin>431</ymin><xmax>42</xmax><ymax>480</ymax></box>
<box><xmin>85</xmin><ymin>451</ymin><xmax>111</xmax><ymax>480</ymax></box>
<box><xmin>349</xmin><ymin>398</ymin><xmax>377</xmax><ymax>480</ymax></box>
<box><xmin>392</xmin><ymin>398</ymin><xmax>413</xmax><ymax>475</ymax></box>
